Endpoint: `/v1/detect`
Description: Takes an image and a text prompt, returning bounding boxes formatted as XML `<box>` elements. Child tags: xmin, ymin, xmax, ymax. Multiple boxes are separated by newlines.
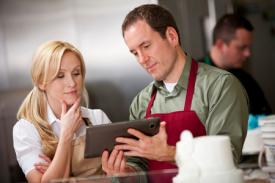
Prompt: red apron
<box><xmin>145</xmin><ymin>60</ymin><xmax>206</xmax><ymax>182</ymax></box>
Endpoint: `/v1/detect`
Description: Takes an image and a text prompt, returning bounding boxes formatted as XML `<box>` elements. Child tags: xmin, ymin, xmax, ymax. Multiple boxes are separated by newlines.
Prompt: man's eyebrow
<box><xmin>130</xmin><ymin>41</ymin><xmax>149</xmax><ymax>53</ymax></box>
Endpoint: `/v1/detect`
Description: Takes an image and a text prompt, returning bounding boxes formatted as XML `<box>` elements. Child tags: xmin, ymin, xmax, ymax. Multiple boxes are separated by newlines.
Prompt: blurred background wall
<box><xmin>0</xmin><ymin>0</ymin><xmax>274</xmax><ymax>182</ymax></box>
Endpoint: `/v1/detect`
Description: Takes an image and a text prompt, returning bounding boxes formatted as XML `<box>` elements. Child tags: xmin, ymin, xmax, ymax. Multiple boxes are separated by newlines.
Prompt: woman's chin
<box><xmin>64</xmin><ymin>97</ymin><xmax>79</xmax><ymax>106</ymax></box>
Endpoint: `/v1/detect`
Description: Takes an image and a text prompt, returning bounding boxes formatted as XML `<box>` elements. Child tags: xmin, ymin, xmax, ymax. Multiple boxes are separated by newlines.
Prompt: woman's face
<box><xmin>43</xmin><ymin>51</ymin><xmax>83</xmax><ymax>112</ymax></box>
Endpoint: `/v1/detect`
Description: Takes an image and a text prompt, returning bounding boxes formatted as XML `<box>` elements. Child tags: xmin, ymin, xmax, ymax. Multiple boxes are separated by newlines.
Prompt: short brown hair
<box><xmin>122</xmin><ymin>4</ymin><xmax>181</xmax><ymax>44</ymax></box>
<box><xmin>213</xmin><ymin>14</ymin><xmax>254</xmax><ymax>44</ymax></box>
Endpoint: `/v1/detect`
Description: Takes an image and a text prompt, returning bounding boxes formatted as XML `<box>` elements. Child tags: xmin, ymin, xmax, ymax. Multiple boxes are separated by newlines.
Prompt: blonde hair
<box><xmin>17</xmin><ymin>40</ymin><xmax>89</xmax><ymax>159</ymax></box>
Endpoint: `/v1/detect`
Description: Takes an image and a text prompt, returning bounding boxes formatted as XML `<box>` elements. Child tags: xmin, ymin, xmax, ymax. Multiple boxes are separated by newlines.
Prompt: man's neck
<box><xmin>210</xmin><ymin>46</ymin><xmax>227</xmax><ymax>69</ymax></box>
<box><xmin>164</xmin><ymin>48</ymin><xmax>186</xmax><ymax>83</ymax></box>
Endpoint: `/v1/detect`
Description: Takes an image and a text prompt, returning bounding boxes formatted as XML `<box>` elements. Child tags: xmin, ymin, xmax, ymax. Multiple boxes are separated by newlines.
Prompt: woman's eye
<box><xmin>57</xmin><ymin>74</ymin><xmax>64</xmax><ymax>78</ymax></box>
<box><xmin>73</xmin><ymin>72</ymin><xmax>81</xmax><ymax>76</ymax></box>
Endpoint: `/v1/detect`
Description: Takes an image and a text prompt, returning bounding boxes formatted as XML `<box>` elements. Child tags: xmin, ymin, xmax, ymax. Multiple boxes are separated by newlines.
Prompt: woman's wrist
<box><xmin>59</xmin><ymin>130</ymin><xmax>74</xmax><ymax>143</ymax></box>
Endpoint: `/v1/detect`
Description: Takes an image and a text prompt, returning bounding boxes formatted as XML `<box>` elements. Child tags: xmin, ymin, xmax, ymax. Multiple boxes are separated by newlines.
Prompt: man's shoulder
<box><xmin>135</xmin><ymin>81</ymin><xmax>154</xmax><ymax>97</ymax></box>
<box><xmin>196</xmin><ymin>61</ymin><xmax>242</xmax><ymax>92</ymax></box>
<box><xmin>130</xmin><ymin>82</ymin><xmax>154</xmax><ymax>108</ymax></box>
<box><xmin>197</xmin><ymin>61</ymin><xmax>232</xmax><ymax>77</ymax></box>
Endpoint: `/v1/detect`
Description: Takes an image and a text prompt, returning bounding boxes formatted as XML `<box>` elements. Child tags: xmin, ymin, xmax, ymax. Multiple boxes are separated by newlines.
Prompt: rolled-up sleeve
<box><xmin>13</xmin><ymin>120</ymin><xmax>43</xmax><ymax>175</ymax></box>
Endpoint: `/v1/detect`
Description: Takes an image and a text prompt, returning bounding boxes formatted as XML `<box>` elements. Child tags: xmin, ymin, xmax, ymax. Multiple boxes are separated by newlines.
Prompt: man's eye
<box><xmin>144</xmin><ymin>44</ymin><xmax>150</xmax><ymax>48</ymax></box>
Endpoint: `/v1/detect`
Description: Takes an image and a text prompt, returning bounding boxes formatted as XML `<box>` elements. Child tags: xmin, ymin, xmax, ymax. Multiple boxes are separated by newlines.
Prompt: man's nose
<box><xmin>138</xmin><ymin>52</ymin><xmax>149</xmax><ymax>64</ymax></box>
<box><xmin>244</xmin><ymin>48</ymin><xmax>251</xmax><ymax>58</ymax></box>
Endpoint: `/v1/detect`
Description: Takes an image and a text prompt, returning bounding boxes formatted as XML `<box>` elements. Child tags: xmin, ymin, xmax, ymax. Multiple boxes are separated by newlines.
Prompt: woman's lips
<box><xmin>65</xmin><ymin>90</ymin><xmax>77</xmax><ymax>95</ymax></box>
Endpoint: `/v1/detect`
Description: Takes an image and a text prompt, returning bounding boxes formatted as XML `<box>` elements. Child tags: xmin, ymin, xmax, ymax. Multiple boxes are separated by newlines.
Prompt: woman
<box><xmin>13</xmin><ymin>41</ymin><xmax>135</xmax><ymax>183</ymax></box>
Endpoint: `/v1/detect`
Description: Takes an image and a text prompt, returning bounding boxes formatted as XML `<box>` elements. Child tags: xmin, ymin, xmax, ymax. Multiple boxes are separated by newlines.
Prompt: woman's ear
<box><xmin>165</xmin><ymin>26</ymin><xmax>179</xmax><ymax>46</ymax></box>
<box><xmin>38</xmin><ymin>83</ymin><xmax>46</xmax><ymax>91</ymax></box>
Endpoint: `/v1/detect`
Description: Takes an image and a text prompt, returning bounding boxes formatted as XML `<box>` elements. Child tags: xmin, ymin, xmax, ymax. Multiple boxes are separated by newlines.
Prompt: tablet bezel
<box><xmin>84</xmin><ymin>117</ymin><xmax>160</xmax><ymax>158</ymax></box>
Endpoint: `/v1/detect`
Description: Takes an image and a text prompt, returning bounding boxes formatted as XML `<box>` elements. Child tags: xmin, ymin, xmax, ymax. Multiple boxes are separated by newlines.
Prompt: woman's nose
<box><xmin>66</xmin><ymin>75</ymin><xmax>76</xmax><ymax>87</ymax></box>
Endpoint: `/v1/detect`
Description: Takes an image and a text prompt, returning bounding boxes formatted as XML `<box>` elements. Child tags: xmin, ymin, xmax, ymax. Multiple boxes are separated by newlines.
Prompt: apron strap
<box><xmin>145</xmin><ymin>87</ymin><xmax>157</xmax><ymax>117</ymax></box>
<box><xmin>184</xmin><ymin>60</ymin><xmax>198</xmax><ymax>111</ymax></box>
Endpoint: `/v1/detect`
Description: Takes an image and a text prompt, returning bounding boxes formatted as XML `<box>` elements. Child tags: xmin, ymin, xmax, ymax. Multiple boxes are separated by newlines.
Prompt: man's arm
<box><xmin>205</xmin><ymin>73</ymin><xmax>249</xmax><ymax>164</ymax></box>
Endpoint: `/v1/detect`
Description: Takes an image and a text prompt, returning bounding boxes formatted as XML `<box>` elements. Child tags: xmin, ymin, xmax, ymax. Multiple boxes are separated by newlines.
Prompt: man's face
<box><xmin>123</xmin><ymin>20</ymin><xmax>178</xmax><ymax>82</ymax></box>
<box><xmin>221</xmin><ymin>28</ymin><xmax>252</xmax><ymax>69</ymax></box>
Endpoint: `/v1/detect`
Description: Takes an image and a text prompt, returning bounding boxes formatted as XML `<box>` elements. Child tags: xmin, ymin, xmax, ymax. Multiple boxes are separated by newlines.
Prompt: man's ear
<box><xmin>165</xmin><ymin>26</ymin><xmax>179</xmax><ymax>46</ymax></box>
<box><xmin>215</xmin><ymin>39</ymin><xmax>226</xmax><ymax>49</ymax></box>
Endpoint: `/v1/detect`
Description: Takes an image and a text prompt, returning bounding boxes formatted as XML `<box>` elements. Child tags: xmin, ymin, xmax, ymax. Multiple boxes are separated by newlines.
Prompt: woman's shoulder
<box><xmin>13</xmin><ymin>119</ymin><xmax>40</xmax><ymax>143</ymax></box>
<box><xmin>13</xmin><ymin>118</ymin><xmax>37</xmax><ymax>133</ymax></box>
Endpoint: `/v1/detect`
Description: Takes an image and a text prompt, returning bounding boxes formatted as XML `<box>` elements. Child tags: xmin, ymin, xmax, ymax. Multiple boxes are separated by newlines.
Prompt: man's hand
<box><xmin>115</xmin><ymin>121</ymin><xmax>176</xmax><ymax>162</ymax></box>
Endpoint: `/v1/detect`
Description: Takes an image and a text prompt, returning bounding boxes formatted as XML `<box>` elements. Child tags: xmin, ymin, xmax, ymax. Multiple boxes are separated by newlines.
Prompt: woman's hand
<box><xmin>101</xmin><ymin>149</ymin><xmax>135</xmax><ymax>176</ymax></box>
<box><xmin>34</xmin><ymin>154</ymin><xmax>52</xmax><ymax>174</ymax></box>
<box><xmin>59</xmin><ymin>98</ymin><xmax>83</xmax><ymax>140</ymax></box>
<box><xmin>115</xmin><ymin>122</ymin><xmax>176</xmax><ymax>162</ymax></box>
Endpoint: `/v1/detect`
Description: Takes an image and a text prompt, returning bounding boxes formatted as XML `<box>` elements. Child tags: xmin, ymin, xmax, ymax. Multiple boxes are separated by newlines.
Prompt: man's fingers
<box><xmin>158</xmin><ymin>121</ymin><xmax>167</xmax><ymax>137</ymax></box>
<box><xmin>127</xmin><ymin>128</ymin><xmax>147</xmax><ymax>140</ymax></box>
<box><xmin>115</xmin><ymin>144</ymin><xmax>140</xmax><ymax>152</ymax></box>
<box><xmin>123</xmin><ymin>151</ymin><xmax>142</xmax><ymax>157</ymax></box>
<box><xmin>116</xmin><ymin>137</ymin><xmax>138</xmax><ymax>146</ymax></box>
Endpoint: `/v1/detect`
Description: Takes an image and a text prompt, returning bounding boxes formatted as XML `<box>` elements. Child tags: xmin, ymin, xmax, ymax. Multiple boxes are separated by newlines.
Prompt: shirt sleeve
<box><xmin>205</xmin><ymin>74</ymin><xmax>249</xmax><ymax>164</ymax></box>
<box><xmin>13</xmin><ymin>120</ymin><xmax>43</xmax><ymax>175</ymax></box>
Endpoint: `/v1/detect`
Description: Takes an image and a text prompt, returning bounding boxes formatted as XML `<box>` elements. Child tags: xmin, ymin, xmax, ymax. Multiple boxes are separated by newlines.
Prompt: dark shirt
<box><xmin>199</xmin><ymin>55</ymin><xmax>272</xmax><ymax>115</ymax></box>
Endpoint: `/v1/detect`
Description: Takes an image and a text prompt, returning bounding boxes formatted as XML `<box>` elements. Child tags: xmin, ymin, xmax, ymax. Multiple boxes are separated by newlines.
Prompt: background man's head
<box><xmin>122</xmin><ymin>4</ymin><xmax>181</xmax><ymax>45</ymax></box>
<box><xmin>213</xmin><ymin>14</ymin><xmax>254</xmax><ymax>69</ymax></box>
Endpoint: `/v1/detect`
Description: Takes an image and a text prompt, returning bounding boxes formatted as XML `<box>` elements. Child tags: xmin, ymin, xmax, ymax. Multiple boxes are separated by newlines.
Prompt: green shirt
<box><xmin>129</xmin><ymin>54</ymin><xmax>249</xmax><ymax>164</ymax></box>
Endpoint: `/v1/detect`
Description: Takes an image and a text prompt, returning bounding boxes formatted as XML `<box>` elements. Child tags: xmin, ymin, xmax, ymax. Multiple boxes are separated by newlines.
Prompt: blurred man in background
<box><xmin>201</xmin><ymin>14</ymin><xmax>272</xmax><ymax>117</ymax></box>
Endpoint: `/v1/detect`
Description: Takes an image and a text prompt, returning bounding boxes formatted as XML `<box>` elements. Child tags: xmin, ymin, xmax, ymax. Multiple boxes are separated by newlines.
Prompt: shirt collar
<box><xmin>47</xmin><ymin>104</ymin><xmax>58</xmax><ymax>125</ymax></box>
<box><xmin>47</xmin><ymin>104</ymin><xmax>90</xmax><ymax>125</ymax></box>
<box><xmin>204</xmin><ymin>54</ymin><xmax>215</xmax><ymax>66</ymax></box>
<box><xmin>153</xmin><ymin>52</ymin><xmax>192</xmax><ymax>91</ymax></box>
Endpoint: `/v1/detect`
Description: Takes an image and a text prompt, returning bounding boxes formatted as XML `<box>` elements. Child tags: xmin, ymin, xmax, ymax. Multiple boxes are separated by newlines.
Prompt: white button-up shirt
<box><xmin>13</xmin><ymin>106</ymin><xmax>111</xmax><ymax>175</ymax></box>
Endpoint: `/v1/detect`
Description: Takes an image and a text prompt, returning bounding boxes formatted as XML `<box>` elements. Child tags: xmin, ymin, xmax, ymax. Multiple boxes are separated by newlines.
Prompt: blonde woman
<box><xmin>13</xmin><ymin>41</ymin><xmax>136</xmax><ymax>183</ymax></box>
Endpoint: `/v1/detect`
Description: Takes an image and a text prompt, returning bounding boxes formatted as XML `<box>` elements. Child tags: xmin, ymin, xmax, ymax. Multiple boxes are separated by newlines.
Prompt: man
<box><xmin>201</xmin><ymin>14</ymin><xmax>271</xmax><ymax>116</ymax></box>
<box><xmin>115</xmin><ymin>4</ymin><xmax>248</xmax><ymax>173</ymax></box>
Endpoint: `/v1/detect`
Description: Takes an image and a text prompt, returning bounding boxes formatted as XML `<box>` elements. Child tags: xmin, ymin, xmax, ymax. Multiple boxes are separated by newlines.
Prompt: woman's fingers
<box><xmin>101</xmin><ymin>149</ymin><xmax>127</xmax><ymax>175</ymax></box>
<box><xmin>113</xmin><ymin>150</ymin><xmax>123</xmax><ymax>171</ymax></box>
<box><xmin>68</xmin><ymin>97</ymin><xmax>81</xmax><ymax>113</ymax></box>
<box><xmin>34</xmin><ymin>162</ymin><xmax>49</xmax><ymax>174</ymax></box>
<box><xmin>38</xmin><ymin>154</ymin><xmax>51</xmax><ymax>163</ymax></box>
<box><xmin>61</xmin><ymin>100</ymin><xmax>67</xmax><ymax>117</ymax></box>
<box><xmin>101</xmin><ymin>150</ymin><xmax>109</xmax><ymax>173</ymax></box>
